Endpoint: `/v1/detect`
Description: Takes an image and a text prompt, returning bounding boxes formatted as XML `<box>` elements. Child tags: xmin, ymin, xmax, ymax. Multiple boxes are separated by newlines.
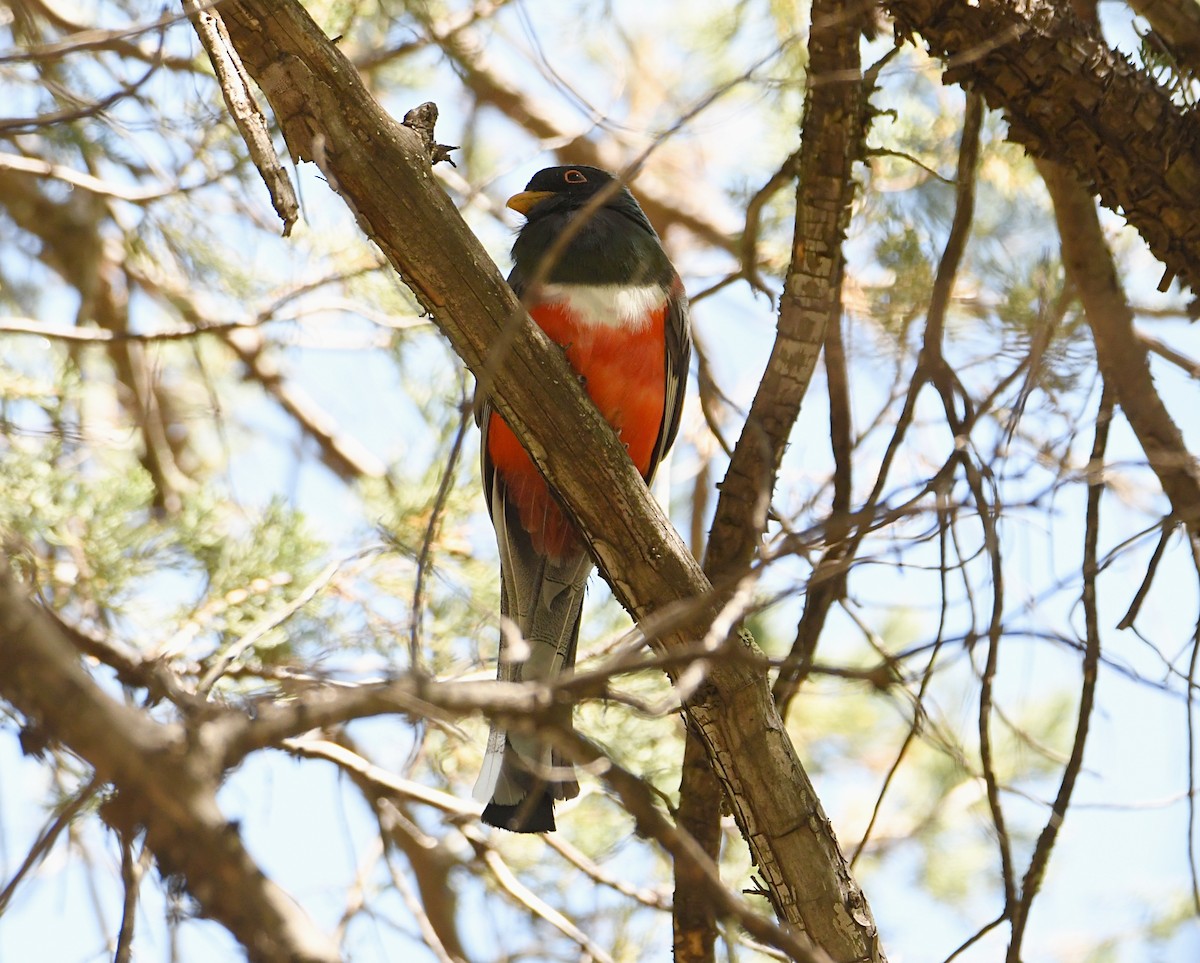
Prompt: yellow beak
<box><xmin>506</xmin><ymin>190</ymin><xmax>555</xmax><ymax>215</ymax></box>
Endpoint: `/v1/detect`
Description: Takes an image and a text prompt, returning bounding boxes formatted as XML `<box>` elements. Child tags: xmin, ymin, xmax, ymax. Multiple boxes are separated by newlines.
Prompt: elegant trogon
<box><xmin>472</xmin><ymin>165</ymin><xmax>691</xmax><ymax>832</ymax></box>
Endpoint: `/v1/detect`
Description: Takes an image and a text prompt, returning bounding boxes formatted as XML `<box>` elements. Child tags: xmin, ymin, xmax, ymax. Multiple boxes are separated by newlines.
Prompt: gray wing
<box><xmin>645</xmin><ymin>279</ymin><xmax>691</xmax><ymax>483</ymax></box>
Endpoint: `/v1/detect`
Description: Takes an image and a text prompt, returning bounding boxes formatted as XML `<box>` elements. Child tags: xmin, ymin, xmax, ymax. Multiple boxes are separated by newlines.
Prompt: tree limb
<box><xmin>183</xmin><ymin>0</ymin><xmax>299</xmax><ymax>234</ymax></box>
<box><xmin>887</xmin><ymin>0</ymin><xmax>1200</xmax><ymax>291</ymax></box>
<box><xmin>1038</xmin><ymin>158</ymin><xmax>1200</xmax><ymax>530</ymax></box>
<box><xmin>705</xmin><ymin>0</ymin><xmax>868</xmax><ymax>586</ymax></box>
<box><xmin>214</xmin><ymin>1</ymin><xmax>882</xmax><ymax>957</ymax></box>
<box><xmin>0</xmin><ymin>559</ymin><xmax>340</xmax><ymax>963</ymax></box>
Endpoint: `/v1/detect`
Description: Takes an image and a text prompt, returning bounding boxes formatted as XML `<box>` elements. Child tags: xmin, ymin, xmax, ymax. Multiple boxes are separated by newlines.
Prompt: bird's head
<box><xmin>506</xmin><ymin>165</ymin><xmax>622</xmax><ymax>217</ymax></box>
<box><xmin>506</xmin><ymin>165</ymin><xmax>665</xmax><ymax>286</ymax></box>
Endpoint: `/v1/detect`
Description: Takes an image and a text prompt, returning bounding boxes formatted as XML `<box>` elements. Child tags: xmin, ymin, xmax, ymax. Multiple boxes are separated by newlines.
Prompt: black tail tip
<box><xmin>482</xmin><ymin>794</ymin><xmax>556</xmax><ymax>833</ymax></box>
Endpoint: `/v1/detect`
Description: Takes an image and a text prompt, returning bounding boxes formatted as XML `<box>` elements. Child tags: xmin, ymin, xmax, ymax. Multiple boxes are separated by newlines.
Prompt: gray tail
<box><xmin>473</xmin><ymin>483</ymin><xmax>592</xmax><ymax>832</ymax></box>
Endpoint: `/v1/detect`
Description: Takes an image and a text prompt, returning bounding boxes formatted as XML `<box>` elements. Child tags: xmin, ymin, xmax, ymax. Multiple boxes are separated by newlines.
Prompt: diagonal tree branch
<box><xmin>887</xmin><ymin>0</ymin><xmax>1200</xmax><ymax>291</ymax></box>
<box><xmin>0</xmin><ymin>559</ymin><xmax>340</xmax><ymax>963</ymax></box>
<box><xmin>183</xmin><ymin>0</ymin><xmax>299</xmax><ymax>234</ymax></box>
<box><xmin>213</xmin><ymin>1</ymin><xmax>883</xmax><ymax>958</ymax></box>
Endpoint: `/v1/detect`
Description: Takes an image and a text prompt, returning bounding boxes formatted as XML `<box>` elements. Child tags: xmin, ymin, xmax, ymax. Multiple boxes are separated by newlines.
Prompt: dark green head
<box><xmin>507</xmin><ymin>166</ymin><xmax>670</xmax><ymax>289</ymax></box>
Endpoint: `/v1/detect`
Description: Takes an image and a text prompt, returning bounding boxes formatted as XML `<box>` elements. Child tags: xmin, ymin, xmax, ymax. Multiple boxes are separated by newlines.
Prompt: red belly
<box><xmin>487</xmin><ymin>301</ymin><xmax>667</xmax><ymax>559</ymax></box>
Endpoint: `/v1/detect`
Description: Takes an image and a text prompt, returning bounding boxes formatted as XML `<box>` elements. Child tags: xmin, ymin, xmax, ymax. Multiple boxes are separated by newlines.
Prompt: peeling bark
<box><xmin>888</xmin><ymin>0</ymin><xmax>1200</xmax><ymax>291</ymax></box>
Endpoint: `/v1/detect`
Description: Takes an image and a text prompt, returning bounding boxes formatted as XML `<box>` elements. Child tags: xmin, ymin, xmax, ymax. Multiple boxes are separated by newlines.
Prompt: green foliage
<box><xmin>0</xmin><ymin>434</ymin><xmax>158</xmax><ymax>611</ymax></box>
<box><xmin>871</xmin><ymin>221</ymin><xmax>934</xmax><ymax>342</ymax></box>
<box><xmin>172</xmin><ymin>492</ymin><xmax>327</xmax><ymax>664</ymax></box>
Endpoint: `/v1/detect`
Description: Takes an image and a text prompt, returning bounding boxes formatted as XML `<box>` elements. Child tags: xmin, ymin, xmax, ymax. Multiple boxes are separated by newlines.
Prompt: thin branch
<box><xmin>967</xmin><ymin>450</ymin><xmax>1017</xmax><ymax>921</ymax></box>
<box><xmin>198</xmin><ymin>556</ymin><xmax>351</xmax><ymax>695</ymax></box>
<box><xmin>942</xmin><ymin>913</ymin><xmax>1006</xmax><ymax>963</ymax></box>
<box><xmin>1117</xmin><ymin>523</ymin><xmax>1177</xmax><ymax>630</ymax></box>
<box><xmin>0</xmin><ymin>558</ymin><xmax>341</xmax><ymax>962</ymax></box>
<box><xmin>0</xmin><ymin>315</ymin><xmax>266</xmax><ymax>343</ymax></box>
<box><xmin>1188</xmin><ymin>534</ymin><xmax>1200</xmax><ymax>914</ymax></box>
<box><xmin>409</xmin><ymin>390</ymin><xmax>471</xmax><ymax>669</ymax></box>
<box><xmin>0</xmin><ymin>2</ymin><xmax>208</xmax><ymax>65</ymax></box>
<box><xmin>575</xmin><ymin>736</ymin><xmax>836</xmax><ymax>963</ymax></box>
<box><xmin>1039</xmin><ymin>157</ymin><xmax>1200</xmax><ymax>532</ymax></box>
<box><xmin>183</xmin><ymin>0</ymin><xmax>299</xmax><ymax>234</ymax></box>
<box><xmin>0</xmin><ymin>152</ymin><xmax>178</xmax><ymax>202</ymax></box>
<box><xmin>465</xmin><ymin>828</ymin><xmax>618</xmax><ymax>963</ymax></box>
<box><xmin>0</xmin><ymin>774</ymin><xmax>101</xmax><ymax>915</ymax></box>
<box><xmin>775</xmin><ymin>91</ymin><xmax>983</xmax><ymax>713</ymax></box>
<box><xmin>377</xmin><ymin>806</ymin><xmax>465</xmax><ymax>963</ymax></box>
<box><xmin>283</xmin><ymin>737</ymin><xmax>478</xmax><ymax>817</ymax></box>
<box><xmin>0</xmin><ymin>57</ymin><xmax>162</xmax><ymax>133</ymax></box>
<box><xmin>704</xmin><ymin>0</ymin><xmax>869</xmax><ymax>587</ymax></box>
<box><xmin>405</xmin><ymin>3</ymin><xmax>736</xmax><ymax>254</ymax></box>
<box><xmin>850</xmin><ymin>487</ymin><xmax>955</xmax><ymax>867</ymax></box>
<box><xmin>1006</xmin><ymin>386</ymin><xmax>1112</xmax><ymax>959</ymax></box>
<box><xmin>113</xmin><ymin>831</ymin><xmax>145</xmax><ymax>963</ymax></box>
<box><xmin>543</xmin><ymin>834</ymin><xmax>670</xmax><ymax>911</ymax></box>
<box><xmin>1138</xmin><ymin>326</ymin><xmax>1200</xmax><ymax>379</ymax></box>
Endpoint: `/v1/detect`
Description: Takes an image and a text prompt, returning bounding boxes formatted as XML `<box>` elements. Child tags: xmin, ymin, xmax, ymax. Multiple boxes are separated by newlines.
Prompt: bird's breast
<box><xmin>527</xmin><ymin>290</ymin><xmax>668</xmax><ymax>477</ymax></box>
<box><xmin>486</xmin><ymin>283</ymin><xmax>671</xmax><ymax>558</ymax></box>
<box><xmin>537</xmin><ymin>283</ymin><xmax>667</xmax><ymax>331</ymax></box>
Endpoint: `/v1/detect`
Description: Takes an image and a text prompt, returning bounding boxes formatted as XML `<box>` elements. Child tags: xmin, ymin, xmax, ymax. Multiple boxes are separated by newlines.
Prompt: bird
<box><xmin>472</xmin><ymin>165</ymin><xmax>691</xmax><ymax>832</ymax></box>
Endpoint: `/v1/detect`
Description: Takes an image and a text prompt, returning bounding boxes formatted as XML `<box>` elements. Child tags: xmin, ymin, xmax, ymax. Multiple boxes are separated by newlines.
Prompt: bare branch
<box><xmin>0</xmin><ymin>152</ymin><xmax>176</xmax><ymax>201</ymax></box>
<box><xmin>704</xmin><ymin>0</ymin><xmax>869</xmax><ymax>587</ymax></box>
<box><xmin>183</xmin><ymin>0</ymin><xmax>299</xmax><ymax>234</ymax></box>
<box><xmin>0</xmin><ymin>774</ymin><xmax>101</xmax><ymax>915</ymax></box>
<box><xmin>1006</xmin><ymin>386</ymin><xmax>1111</xmax><ymax>959</ymax></box>
<box><xmin>1040</xmin><ymin>157</ymin><xmax>1200</xmax><ymax>530</ymax></box>
<box><xmin>0</xmin><ymin>558</ymin><xmax>340</xmax><ymax>962</ymax></box>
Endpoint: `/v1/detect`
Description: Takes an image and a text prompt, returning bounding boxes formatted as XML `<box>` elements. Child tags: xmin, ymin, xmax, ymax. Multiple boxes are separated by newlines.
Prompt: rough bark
<box><xmin>681</xmin><ymin>0</ymin><xmax>872</xmax><ymax>954</ymax></box>
<box><xmin>212</xmin><ymin>1</ymin><xmax>882</xmax><ymax>958</ymax></box>
<box><xmin>673</xmin><ymin>721</ymin><xmax>723</xmax><ymax>962</ymax></box>
<box><xmin>0</xmin><ymin>560</ymin><xmax>340</xmax><ymax>963</ymax></box>
<box><xmin>887</xmin><ymin>0</ymin><xmax>1200</xmax><ymax>292</ymax></box>
<box><xmin>704</xmin><ymin>0</ymin><xmax>867</xmax><ymax>583</ymax></box>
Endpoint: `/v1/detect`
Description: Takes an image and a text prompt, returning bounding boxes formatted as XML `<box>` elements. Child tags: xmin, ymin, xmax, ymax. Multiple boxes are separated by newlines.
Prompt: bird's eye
<box><xmin>564</xmin><ymin>169</ymin><xmax>587</xmax><ymax>184</ymax></box>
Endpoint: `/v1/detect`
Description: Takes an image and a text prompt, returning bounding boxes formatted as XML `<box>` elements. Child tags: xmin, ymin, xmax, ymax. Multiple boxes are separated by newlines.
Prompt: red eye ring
<box><xmin>564</xmin><ymin>169</ymin><xmax>587</xmax><ymax>184</ymax></box>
